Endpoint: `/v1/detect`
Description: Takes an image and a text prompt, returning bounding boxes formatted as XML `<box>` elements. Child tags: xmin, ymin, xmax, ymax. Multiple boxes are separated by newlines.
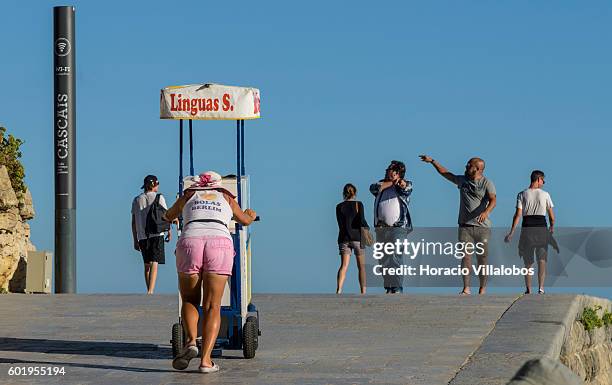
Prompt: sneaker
<box><xmin>172</xmin><ymin>345</ymin><xmax>198</xmax><ymax>370</ymax></box>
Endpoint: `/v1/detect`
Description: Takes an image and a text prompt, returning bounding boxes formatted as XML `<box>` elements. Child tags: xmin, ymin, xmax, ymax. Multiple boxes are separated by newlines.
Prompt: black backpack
<box><xmin>145</xmin><ymin>194</ymin><xmax>170</xmax><ymax>237</ymax></box>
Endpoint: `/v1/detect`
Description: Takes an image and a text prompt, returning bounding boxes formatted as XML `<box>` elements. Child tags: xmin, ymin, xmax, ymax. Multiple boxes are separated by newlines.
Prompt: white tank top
<box><xmin>181</xmin><ymin>190</ymin><xmax>233</xmax><ymax>239</ymax></box>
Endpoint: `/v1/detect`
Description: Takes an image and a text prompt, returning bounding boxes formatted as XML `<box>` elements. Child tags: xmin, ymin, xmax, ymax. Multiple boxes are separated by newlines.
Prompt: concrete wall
<box><xmin>449</xmin><ymin>294</ymin><xmax>612</xmax><ymax>385</ymax></box>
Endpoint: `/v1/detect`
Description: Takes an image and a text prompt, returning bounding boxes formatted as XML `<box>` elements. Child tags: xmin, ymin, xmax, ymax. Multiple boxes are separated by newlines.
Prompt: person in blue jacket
<box><xmin>370</xmin><ymin>160</ymin><xmax>413</xmax><ymax>294</ymax></box>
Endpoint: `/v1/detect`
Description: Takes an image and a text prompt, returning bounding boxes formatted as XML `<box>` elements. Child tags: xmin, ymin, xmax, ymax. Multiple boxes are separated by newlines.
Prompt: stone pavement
<box><xmin>0</xmin><ymin>294</ymin><xmax>523</xmax><ymax>385</ymax></box>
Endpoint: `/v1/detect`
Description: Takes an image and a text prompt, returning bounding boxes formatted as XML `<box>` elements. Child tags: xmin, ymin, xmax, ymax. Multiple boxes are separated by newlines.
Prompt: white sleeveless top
<box><xmin>181</xmin><ymin>190</ymin><xmax>233</xmax><ymax>240</ymax></box>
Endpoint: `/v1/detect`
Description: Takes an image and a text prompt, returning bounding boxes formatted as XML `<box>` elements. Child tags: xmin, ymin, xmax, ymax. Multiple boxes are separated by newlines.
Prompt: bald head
<box><xmin>465</xmin><ymin>157</ymin><xmax>485</xmax><ymax>179</ymax></box>
<box><xmin>469</xmin><ymin>157</ymin><xmax>485</xmax><ymax>170</ymax></box>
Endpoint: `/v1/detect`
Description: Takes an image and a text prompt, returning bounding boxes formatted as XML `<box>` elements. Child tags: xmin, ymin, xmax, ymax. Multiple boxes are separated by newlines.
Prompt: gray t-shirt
<box><xmin>131</xmin><ymin>192</ymin><xmax>168</xmax><ymax>241</ymax></box>
<box><xmin>452</xmin><ymin>175</ymin><xmax>496</xmax><ymax>227</ymax></box>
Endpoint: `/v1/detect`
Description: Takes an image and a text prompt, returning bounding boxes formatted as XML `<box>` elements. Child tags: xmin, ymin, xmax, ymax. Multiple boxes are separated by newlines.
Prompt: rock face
<box><xmin>561</xmin><ymin>297</ymin><xmax>612</xmax><ymax>385</ymax></box>
<box><xmin>0</xmin><ymin>166</ymin><xmax>35</xmax><ymax>292</ymax></box>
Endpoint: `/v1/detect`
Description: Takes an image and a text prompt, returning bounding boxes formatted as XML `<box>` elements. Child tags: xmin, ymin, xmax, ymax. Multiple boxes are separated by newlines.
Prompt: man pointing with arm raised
<box><xmin>419</xmin><ymin>155</ymin><xmax>496</xmax><ymax>295</ymax></box>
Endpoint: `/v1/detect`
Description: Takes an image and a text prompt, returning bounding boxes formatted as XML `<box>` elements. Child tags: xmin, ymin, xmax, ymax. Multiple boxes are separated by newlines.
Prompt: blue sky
<box><xmin>1</xmin><ymin>1</ymin><xmax>611</xmax><ymax>294</ymax></box>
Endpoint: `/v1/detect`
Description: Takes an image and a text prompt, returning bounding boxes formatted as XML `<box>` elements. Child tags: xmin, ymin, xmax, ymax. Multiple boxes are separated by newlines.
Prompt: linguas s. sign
<box><xmin>160</xmin><ymin>83</ymin><xmax>261</xmax><ymax>120</ymax></box>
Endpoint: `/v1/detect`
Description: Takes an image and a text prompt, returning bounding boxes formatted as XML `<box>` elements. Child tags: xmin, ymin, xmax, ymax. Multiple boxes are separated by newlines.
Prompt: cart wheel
<box><xmin>242</xmin><ymin>316</ymin><xmax>258</xmax><ymax>359</ymax></box>
<box><xmin>248</xmin><ymin>315</ymin><xmax>260</xmax><ymax>350</ymax></box>
<box><xmin>171</xmin><ymin>322</ymin><xmax>183</xmax><ymax>358</ymax></box>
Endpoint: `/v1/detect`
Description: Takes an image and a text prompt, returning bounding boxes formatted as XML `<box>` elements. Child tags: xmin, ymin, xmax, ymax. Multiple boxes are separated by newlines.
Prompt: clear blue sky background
<box><xmin>1</xmin><ymin>1</ymin><xmax>611</xmax><ymax>294</ymax></box>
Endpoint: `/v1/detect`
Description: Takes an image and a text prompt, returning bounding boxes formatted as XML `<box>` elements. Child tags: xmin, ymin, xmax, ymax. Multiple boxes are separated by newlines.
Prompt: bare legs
<box><xmin>356</xmin><ymin>252</ymin><xmax>366</xmax><ymax>294</ymax></box>
<box><xmin>461</xmin><ymin>254</ymin><xmax>487</xmax><ymax>295</ymax></box>
<box><xmin>538</xmin><ymin>258</ymin><xmax>546</xmax><ymax>292</ymax></box>
<box><xmin>336</xmin><ymin>253</ymin><xmax>350</xmax><ymax>294</ymax></box>
<box><xmin>178</xmin><ymin>272</ymin><xmax>202</xmax><ymax>347</ymax></box>
<box><xmin>461</xmin><ymin>255</ymin><xmax>472</xmax><ymax>295</ymax></box>
<box><xmin>336</xmin><ymin>250</ymin><xmax>366</xmax><ymax>294</ymax></box>
<box><xmin>200</xmin><ymin>273</ymin><xmax>228</xmax><ymax>368</ymax></box>
<box><xmin>177</xmin><ymin>272</ymin><xmax>228</xmax><ymax>369</ymax></box>
<box><xmin>524</xmin><ymin>256</ymin><xmax>547</xmax><ymax>294</ymax></box>
<box><xmin>144</xmin><ymin>262</ymin><xmax>158</xmax><ymax>294</ymax></box>
<box><xmin>477</xmin><ymin>255</ymin><xmax>487</xmax><ymax>295</ymax></box>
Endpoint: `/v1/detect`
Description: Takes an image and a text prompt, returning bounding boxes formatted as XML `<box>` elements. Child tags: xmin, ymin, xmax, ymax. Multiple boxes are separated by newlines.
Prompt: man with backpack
<box><xmin>131</xmin><ymin>175</ymin><xmax>172</xmax><ymax>294</ymax></box>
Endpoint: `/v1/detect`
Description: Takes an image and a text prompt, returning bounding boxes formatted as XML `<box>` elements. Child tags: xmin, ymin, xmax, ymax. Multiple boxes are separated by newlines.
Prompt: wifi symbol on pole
<box><xmin>55</xmin><ymin>38</ymin><xmax>71</xmax><ymax>57</ymax></box>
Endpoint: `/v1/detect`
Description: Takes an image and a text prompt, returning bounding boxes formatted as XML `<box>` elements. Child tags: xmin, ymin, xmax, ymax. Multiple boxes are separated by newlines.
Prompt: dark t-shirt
<box><xmin>336</xmin><ymin>200</ymin><xmax>368</xmax><ymax>243</ymax></box>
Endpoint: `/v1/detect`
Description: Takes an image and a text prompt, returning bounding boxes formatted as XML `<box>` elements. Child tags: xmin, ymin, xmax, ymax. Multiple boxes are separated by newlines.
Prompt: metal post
<box><xmin>232</xmin><ymin>119</ymin><xmax>242</xmax><ymax>314</ymax></box>
<box><xmin>240</xmin><ymin>120</ymin><xmax>245</xmax><ymax>175</ymax></box>
<box><xmin>236</xmin><ymin>120</ymin><xmax>243</xmax><ymax>208</ymax></box>
<box><xmin>189</xmin><ymin>119</ymin><xmax>194</xmax><ymax>176</ymax></box>
<box><xmin>54</xmin><ymin>6</ymin><xmax>76</xmax><ymax>293</ymax></box>
<box><xmin>179</xmin><ymin>120</ymin><xmax>184</xmax><ymax>195</ymax></box>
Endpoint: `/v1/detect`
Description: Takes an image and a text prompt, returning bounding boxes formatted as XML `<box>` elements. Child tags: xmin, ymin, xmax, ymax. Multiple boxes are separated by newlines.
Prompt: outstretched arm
<box><xmin>419</xmin><ymin>155</ymin><xmax>456</xmax><ymax>183</ymax></box>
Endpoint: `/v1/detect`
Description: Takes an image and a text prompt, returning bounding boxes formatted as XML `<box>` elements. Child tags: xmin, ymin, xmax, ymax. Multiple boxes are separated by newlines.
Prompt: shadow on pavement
<box><xmin>0</xmin><ymin>338</ymin><xmax>171</xmax><ymax>359</ymax></box>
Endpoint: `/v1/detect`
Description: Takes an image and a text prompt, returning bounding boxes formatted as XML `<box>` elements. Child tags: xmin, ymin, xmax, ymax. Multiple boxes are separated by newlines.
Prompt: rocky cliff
<box><xmin>561</xmin><ymin>296</ymin><xmax>612</xmax><ymax>385</ymax></box>
<box><xmin>0</xmin><ymin>165</ymin><xmax>35</xmax><ymax>292</ymax></box>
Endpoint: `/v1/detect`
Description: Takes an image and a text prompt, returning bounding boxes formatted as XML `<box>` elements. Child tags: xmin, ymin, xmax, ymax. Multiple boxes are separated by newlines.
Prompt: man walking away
<box><xmin>504</xmin><ymin>170</ymin><xmax>555</xmax><ymax>294</ymax></box>
<box><xmin>131</xmin><ymin>175</ymin><xmax>172</xmax><ymax>294</ymax></box>
<box><xmin>419</xmin><ymin>155</ymin><xmax>496</xmax><ymax>295</ymax></box>
<box><xmin>370</xmin><ymin>160</ymin><xmax>413</xmax><ymax>294</ymax></box>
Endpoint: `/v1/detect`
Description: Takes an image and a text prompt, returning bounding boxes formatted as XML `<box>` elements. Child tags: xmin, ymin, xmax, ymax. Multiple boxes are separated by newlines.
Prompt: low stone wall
<box><xmin>560</xmin><ymin>296</ymin><xmax>612</xmax><ymax>385</ymax></box>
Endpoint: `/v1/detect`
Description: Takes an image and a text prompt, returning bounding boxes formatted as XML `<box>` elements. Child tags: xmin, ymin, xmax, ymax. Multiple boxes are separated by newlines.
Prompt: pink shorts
<box><xmin>175</xmin><ymin>236</ymin><xmax>235</xmax><ymax>275</ymax></box>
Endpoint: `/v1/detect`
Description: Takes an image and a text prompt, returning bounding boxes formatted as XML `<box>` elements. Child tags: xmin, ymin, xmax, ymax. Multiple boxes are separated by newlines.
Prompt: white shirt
<box><xmin>131</xmin><ymin>192</ymin><xmax>168</xmax><ymax>241</ymax></box>
<box><xmin>377</xmin><ymin>187</ymin><xmax>401</xmax><ymax>226</ymax></box>
<box><xmin>516</xmin><ymin>188</ymin><xmax>554</xmax><ymax>216</ymax></box>
<box><xmin>181</xmin><ymin>190</ymin><xmax>233</xmax><ymax>240</ymax></box>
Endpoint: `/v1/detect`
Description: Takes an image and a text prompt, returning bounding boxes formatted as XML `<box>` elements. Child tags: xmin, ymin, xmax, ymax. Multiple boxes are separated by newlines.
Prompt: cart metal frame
<box><xmin>170</xmin><ymin>117</ymin><xmax>260</xmax><ymax>359</ymax></box>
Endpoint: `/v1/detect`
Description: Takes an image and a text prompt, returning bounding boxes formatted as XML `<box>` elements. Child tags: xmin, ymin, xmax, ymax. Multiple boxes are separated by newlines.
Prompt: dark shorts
<box><xmin>139</xmin><ymin>236</ymin><xmax>165</xmax><ymax>264</ymax></box>
<box><xmin>518</xmin><ymin>227</ymin><xmax>548</xmax><ymax>264</ymax></box>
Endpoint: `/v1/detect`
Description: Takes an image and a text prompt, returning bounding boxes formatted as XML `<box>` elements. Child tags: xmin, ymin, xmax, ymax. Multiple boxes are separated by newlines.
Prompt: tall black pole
<box><xmin>53</xmin><ymin>6</ymin><xmax>76</xmax><ymax>293</ymax></box>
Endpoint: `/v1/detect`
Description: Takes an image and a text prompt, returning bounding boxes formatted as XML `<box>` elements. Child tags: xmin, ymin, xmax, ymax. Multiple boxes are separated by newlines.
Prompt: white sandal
<box><xmin>199</xmin><ymin>362</ymin><xmax>220</xmax><ymax>373</ymax></box>
<box><xmin>172</xmin><ymin>345</ymin><xmax>198</xmax><ymax>370</ymax></box>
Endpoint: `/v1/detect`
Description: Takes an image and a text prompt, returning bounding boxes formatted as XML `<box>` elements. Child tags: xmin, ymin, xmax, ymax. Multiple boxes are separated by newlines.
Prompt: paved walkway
<box><xmin>0</xmin><ymin>294</ymin><xmax>520</xmax><ymax>385</ymax></box>
<box><xmin>449</xmin><ymin>294</ymin><xmax>582</xmax><ymax>385</ymax></box>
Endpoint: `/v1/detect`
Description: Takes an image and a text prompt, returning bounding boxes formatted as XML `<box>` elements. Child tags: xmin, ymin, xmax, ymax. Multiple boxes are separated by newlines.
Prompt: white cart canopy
<box><xmin>160</xmin><ymin>83</ymin><xmax>261</xmax><ymax>120</ymax></box>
